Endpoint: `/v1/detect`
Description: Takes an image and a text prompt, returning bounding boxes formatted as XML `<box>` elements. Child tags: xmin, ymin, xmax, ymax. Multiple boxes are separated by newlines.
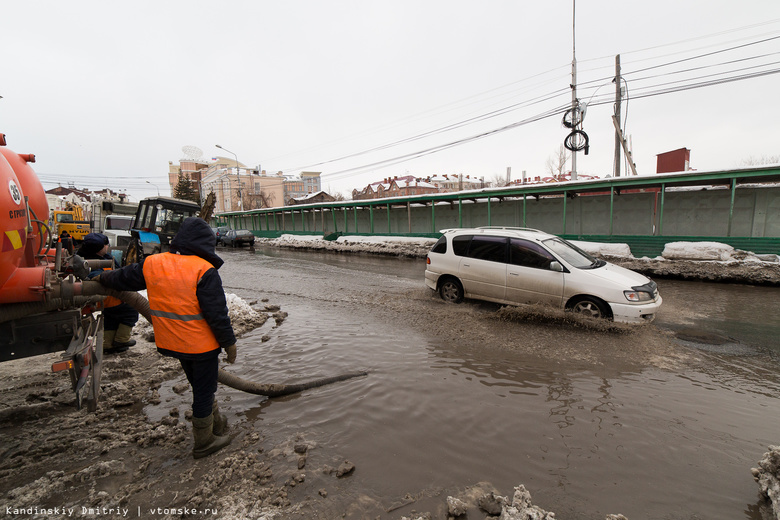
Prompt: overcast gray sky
<box><xmin>2</xmin><ymin>1</ymin><xmax>779</xmax><ymax>201</ymax></box>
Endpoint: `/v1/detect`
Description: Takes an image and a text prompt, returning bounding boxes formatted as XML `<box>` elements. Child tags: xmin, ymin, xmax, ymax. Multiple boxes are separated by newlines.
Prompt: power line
<box><xmin>320</xmin><ymin>62</ymin><xmax>779</xmax><ymax>181</ymax></box>
<box><xmin>269</xmin><ymin>24</ymin><xmax>780</xmax><ymax>178</ymax></box>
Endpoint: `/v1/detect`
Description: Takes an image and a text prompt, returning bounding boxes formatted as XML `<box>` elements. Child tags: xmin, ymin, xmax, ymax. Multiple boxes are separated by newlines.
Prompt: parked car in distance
<box><xmin>216</xmin><ymin>226</ymin><xmax>230</xmax><ymax>244</ymax></box>
<box><xmin>221</xmin><ymin>229</ymin><xmax>256</xmax><ymax>247</ymax></box>
<box><xmin>425</xmin><ymin>227</ymin><xmax>662</xmax><ymax>324</ymax></box>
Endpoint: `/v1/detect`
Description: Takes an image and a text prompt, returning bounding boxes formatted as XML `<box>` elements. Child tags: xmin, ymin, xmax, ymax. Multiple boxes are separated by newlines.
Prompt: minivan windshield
<box><xmin>542</xmin><ymin>237</ymin><xmax>604</xmax><ymax>269</ymax></box>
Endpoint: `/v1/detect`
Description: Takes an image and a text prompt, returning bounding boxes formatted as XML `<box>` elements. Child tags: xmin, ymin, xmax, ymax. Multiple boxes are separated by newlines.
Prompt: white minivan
<box><xmin>425</xmin><ymin>227</ymin><xmax>662</xmax><ymax>324</ymax></box>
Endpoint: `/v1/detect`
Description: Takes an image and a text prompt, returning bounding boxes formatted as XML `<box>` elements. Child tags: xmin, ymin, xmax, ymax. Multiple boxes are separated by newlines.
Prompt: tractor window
<box><xmin>139</xmin><ymin>204</ymin><xmax>154</xmax><ymax>231</ymax></box>
<box><xmin>153</xmin><ymin>205</ymin><xmax>196</xmax><ymax>235</ymax></box>
<box><xmin>56</xmin><ymin>214</ymin><xmax>74</xmax><ymax>223</ymax></box>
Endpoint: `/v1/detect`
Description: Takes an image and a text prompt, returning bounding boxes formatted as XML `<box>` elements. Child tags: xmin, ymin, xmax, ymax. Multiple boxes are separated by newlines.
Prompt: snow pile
<box><xmin>261</xmin><ymin>234</ymin><xmax>779</xmax><ymax>264</ymax></box>
<box><xmin>401</xmin><ymin>484</ymin><xmax>628</xmax><ymax>520</ymax></box>
<box><xmin>275</xmin><ymin>234</ymin><xmax>324</xmax><ymax>244</ymax></box>
<box><xmin>662</xmin><ymin>241</ymin><xmax>735</xmax><ymax>261</ymax></box>
<box><xmin>255</xmin><ymin>233</ymin><xmax>780</xmax><ymax>284</ymax></box>
<box><xmin>661</xmin><ymin>241</ymin><xmax>779</xmax><ymax>263</ymax></box>
<box><xmin>259</xmin><ymin>234</ymin><xmax>436</xmax><ymax>257</ymax></box>
<box><xmin>752</xmin><ymin>446</ymin><xmax>780</xmax><ymax>520</ymax></box>
<box><xmin>127</xmin><ymin>291</ymin><xmax>265</xmax><ymax>341</ymax></box>
<box><xmin>335</xmin><ymin>235</ymin><xmax>437</xmax><ymax>246</ymax></box>
<box><xmin>572</xmin><ymin>240</ymin><xmax>632</xmax><ymax>258</ymax></box>
<box><xmin>482</xmin><ymin>485</ymin><xmax>555</xmax><ymax>520</ymax></box>
<box><xmin>225</xmin><ymin>292</ymin><xmax>267</xmax><ymax>336</ymax></box>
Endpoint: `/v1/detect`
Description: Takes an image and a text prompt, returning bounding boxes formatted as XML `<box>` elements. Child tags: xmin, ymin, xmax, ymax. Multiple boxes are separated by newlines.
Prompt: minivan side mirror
<box><xmin>549</xmin><ymin>261</ymin><xmax>564</xmax><ymax>272</ymax></box>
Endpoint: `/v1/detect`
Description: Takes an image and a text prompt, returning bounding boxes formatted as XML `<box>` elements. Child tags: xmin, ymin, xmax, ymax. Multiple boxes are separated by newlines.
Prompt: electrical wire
<box><xmin>319</xmin><ymin>62</ymin><xmax>778</xmax><ymax>181</ymax></box>
<box><xmin>38</xmin><ymin>24</ymin><xmax>780</xmax><ymax>191</ymax></box>
<box><xmin>281</xmin><ymin>30</ymin><xmax>780</xmax><ymax>181</ymax></box>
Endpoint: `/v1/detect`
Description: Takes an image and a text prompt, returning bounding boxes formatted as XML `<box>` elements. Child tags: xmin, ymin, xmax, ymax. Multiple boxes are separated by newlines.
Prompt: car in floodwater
<box><xmin>221</xmin><ymin>229</ymin><xmax>256</xmax><ymax>247</ymax></box>
<box><xmin>425</xmin><ymin>227</ymin><xmax>662</xmax><ymax>324</ymax></box>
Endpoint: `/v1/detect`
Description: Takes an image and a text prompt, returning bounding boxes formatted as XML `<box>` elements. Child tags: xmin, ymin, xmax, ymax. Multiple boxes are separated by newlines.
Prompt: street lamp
<box><xmin>146</xmin><ymin>180</ymin><xmax>160</xmax><ymax>196</ymax></box>
<box><xmin>216</xmin><ymin>144</ymin><xmax>242</xmax><ymax>211</ymax></box>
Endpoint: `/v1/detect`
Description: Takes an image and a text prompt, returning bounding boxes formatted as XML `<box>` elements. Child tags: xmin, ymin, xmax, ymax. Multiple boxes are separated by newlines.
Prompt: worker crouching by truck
<box><xmin>78</xmin><ymin>233</ymin><xmax>139</xmax><ymax>353</ymax></box>
<box><xmin>95</xmin><ymin>217</ymin><xmax>237</xmax><ymax>459</ymax></box>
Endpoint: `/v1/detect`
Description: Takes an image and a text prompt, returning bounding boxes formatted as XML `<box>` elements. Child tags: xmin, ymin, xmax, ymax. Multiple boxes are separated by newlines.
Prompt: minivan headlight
<box><xmin>624</xmin><ymin>290</ymin><xmax>653</xmax><ymax>302</ymax></box>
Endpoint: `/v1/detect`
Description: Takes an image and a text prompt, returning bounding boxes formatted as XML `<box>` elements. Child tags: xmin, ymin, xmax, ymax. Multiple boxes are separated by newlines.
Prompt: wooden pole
<box><xmin>613</xmin><ymin>54</ymin><xmax>622</xmax><ymax>178</ymax></box>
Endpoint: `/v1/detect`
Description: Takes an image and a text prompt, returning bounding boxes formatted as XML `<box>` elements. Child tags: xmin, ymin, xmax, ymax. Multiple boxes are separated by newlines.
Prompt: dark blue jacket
<box><xmin>99</xmin><ymin>217</ymin><xmax>236</xmax><ymax>359</ymax></box>
<box><xmin>78</xmin><ymin>236</ymin><xmax>139</xmax><ymax>329</ymax></box>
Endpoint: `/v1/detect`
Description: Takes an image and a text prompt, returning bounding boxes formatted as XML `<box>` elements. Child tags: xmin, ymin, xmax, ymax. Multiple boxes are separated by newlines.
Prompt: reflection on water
<box><xmin>212</xmin><ymin>299</ymin><xmax>779</xmax><ymax>519</ymax></box>
<box><xmin>655</xmin><ymin>279</ymin><xmax>780</xmax><ymax>355</ymax></box>
<box><xmin>151</xmin><ymin>248</ymin><xmax>780</xmax><ymax>519</ymax></box>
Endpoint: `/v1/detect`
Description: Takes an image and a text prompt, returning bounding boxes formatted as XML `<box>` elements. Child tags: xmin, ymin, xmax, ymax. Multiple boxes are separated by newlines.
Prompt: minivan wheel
<box><xmin>567</xmin><ymin>296</ymin><xmax>612</xmax><ymax>320</ymax></box>
<box><xmin>439</xmin><ymin>278</ymin><xmax>464</xmax><ymax>304</ymax></box>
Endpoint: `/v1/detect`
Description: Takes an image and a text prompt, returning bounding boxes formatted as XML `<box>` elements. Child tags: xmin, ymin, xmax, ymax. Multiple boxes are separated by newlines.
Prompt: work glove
<box><xmin>224</xmin><ymin>344</ymin><xmax>237</xmax><ymax>364</ymax></box>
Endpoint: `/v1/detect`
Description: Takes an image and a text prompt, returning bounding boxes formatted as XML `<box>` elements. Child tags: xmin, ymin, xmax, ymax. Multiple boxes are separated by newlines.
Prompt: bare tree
<box><xmin>546</xmin><ymin>145</ymin><xmax>571</xmax><ymax>178</ymax></box>
<box><xmin>739</xmin><ymin>155</ymin><xmax>780</xmax><ymax>167</ymax></box>
<box><xmin>254</xmin><ymin>189</ymin><xmax>275</xmax><ymax>209</ymax></box>
<box><xmin>490</xmin><ymin>173</ymin><xmax>507</xmax><ymax>187</ymax></box>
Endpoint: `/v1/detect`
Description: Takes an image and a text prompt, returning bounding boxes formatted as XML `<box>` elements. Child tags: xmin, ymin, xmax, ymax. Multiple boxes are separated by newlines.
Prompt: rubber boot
<box><xmin>112</xmin><ymin>323</ymin><xmax>136</xmax><ymax>349</ymax></box>
<box><xmin>212</xmin><ymin>401</ymin><xmax>228</xmax><ymax>436</ymax></box>
<box><xmin>103</xmin><ymin>329</ymin><xmax>117</xmax><ymax>351</ymax></box>
<box><xmin>192</xmin><ymin>413</ymin><xmax>231</xmax><ymax>459</ymax></box>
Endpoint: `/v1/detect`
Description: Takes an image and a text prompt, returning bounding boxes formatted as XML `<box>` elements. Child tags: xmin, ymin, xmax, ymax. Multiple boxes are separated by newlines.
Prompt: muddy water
<box><xmin>166</xmin><ymin>247</ymin><xmax>780</xmax><ymax>519</ymax></box>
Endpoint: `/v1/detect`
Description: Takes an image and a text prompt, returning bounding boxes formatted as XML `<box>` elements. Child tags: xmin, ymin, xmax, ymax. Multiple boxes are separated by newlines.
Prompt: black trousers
<box><xmin>103</xmin><ymin>303</ymin><xmax>139</xmax><ymax>331</ymax></box>
<box><xmin>179</xmin><ymin>355</ymin><xmax>219</xmax><ymax>419</ymax></box>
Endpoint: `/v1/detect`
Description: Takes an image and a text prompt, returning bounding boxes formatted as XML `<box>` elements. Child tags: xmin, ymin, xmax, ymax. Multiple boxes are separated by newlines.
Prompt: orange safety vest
<box><xmin>142</xmin><ymin>253</ymin><xmax>221</xmax><ymax>355</ymax></box>
<box><xmin>101</xmin><ymin>267</ymin><xmax>122</xmax><ymax>309</ymax></box>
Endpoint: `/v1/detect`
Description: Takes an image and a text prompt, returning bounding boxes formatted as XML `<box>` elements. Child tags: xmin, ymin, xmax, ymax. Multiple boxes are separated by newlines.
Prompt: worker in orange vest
<box><xmin>96</xmin><ymin>217</ymin><xmax>237</xmax><ymax>458</ymax></box>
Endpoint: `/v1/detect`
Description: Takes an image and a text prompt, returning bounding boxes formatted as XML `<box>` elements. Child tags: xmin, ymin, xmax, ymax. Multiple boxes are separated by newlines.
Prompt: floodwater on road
<box><xmin>201</xmin><ymin>247</ymin><xmax>780</xmax><ymax>519</ymax></box>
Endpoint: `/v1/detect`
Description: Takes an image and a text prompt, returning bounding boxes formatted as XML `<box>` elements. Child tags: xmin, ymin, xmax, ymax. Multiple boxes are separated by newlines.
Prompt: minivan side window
<box><xmin>431</xmin><ymin>236</ymin><xmax>447</xmax><ymax>254</ymax></box>
<box><xmin>452</xmin><ymin>235</ymin><xmax>472</xmax><ymax>256</ymax></box>
<box><xmin>467</xmin><ymin>236</ymin><xmax>507</xmax><ymax>263</ymax></box>
<box><xmin>509</xmin><ymin>239</ymin><xmax>555</xmax><ymax>269</ymax></box>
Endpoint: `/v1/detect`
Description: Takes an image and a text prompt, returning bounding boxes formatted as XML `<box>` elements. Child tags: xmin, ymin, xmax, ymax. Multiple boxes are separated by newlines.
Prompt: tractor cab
<box><xmin>124</xmin><ymin>196</ymin><xmax>201</xmax><ymax>264</ymax></box>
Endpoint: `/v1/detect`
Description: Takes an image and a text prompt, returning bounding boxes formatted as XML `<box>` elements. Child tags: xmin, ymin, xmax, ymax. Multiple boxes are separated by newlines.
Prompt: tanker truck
<box><xmin>0</xmin><ymin>133</ymin><xmax>112</xmax><ymax>411</ymax></box>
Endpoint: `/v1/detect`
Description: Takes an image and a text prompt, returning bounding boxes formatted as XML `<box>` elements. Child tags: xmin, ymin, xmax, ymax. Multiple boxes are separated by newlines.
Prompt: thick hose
<box><xmin>217</xmin><ymin>369</ymin><xmax>368</xmax><ymax>397</ymax></box>
<box><xmin>80</xmin><ymin>281</ymin><xmax>367</xmax><ymax>396</ymax></box>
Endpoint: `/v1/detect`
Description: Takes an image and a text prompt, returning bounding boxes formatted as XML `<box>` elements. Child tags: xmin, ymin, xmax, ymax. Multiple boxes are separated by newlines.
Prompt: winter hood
<box><xmin>169</xmin><ymin>217</ymin><xmax>224</xmax><ymax>269</ymax></box>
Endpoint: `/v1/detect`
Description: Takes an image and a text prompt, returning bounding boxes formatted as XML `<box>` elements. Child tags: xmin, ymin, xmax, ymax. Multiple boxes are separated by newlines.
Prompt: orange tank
<box><xmin>0</xmin><ymin>134</ymin><xmax>49</xmax><ymax>303</ymax></box>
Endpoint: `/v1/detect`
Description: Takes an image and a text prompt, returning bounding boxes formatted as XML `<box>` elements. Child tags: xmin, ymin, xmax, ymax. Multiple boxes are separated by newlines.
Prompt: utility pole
<box><xmin>613</xmin><ymin>54</ymin><xmax>622</xmax><ymax>178</ymax></box>
<box><xmin>611</xmin><ymin>116</ymin><xmax>638</xmax><ymax>176</ymax></box>
<box><xmin>216</xmin><ymin>144</ymin><xmax>242</xmax><ymax>211</ymax></box>
<box><xmin>570</xmin><ymin>0</ymin><xmax>578</xmax><ymax>180</ymax></box>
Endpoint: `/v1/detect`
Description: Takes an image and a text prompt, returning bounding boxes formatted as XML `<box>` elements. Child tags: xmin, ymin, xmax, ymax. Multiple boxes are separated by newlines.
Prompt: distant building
<box><xmin>283</xmin><ymin>171</ymin><xmax>322</xmax><ymax>202</ymax></box>
<box><xmin>168</xmin><ymin>158</ymin><xmax>209</xmax><ymax>196</ymax></box>
<box><xmin>352</xmin><ymin>175</ymin><xmax>439</xmax><ymax>200</ymax></box>
<box><xmin>657</xmin><ymin>148</ymin><xmax>691</xmax><ymax>174</ymax></box>
<box><xmin>423</xmin><ymin>174</ymin><xmax>484</xmax><ymax>192</ymax></box>
<box><xmin>45</xmin><ymin>186</ymin><xmax>91</xmax><ymax>213</ymax></box>
<box><xmin>287</xmin><ymin>190</ymin><xmax>336</xmax><ymax>205</ymax></box>
<box><xmin>199</xmin><ymin>158</ymin><xmax>258</xmax><ymax>213</ymax></box>
<box><xmin>198</xmin><ymin>161</ymin><xmax>324</xmax><ymax>211</ymax></box>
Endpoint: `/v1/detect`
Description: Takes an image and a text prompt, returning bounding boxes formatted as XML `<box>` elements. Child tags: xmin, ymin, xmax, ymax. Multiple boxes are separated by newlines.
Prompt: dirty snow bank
<box><xmin>752</xmin><ymin>446</ymin><xmax>780</xmax><ymax>520</ymax></box>
<box><xmin>259</xmin><ymin>234</ymin><xmax>436</xmax><ymax>257</ymax></box>
<box><xmin>258</xmin><ymin>234</ymin><xmax>780</xmax><ymax>284</ymax></box>
<box><xmin>133</xmin><ymin>290</ymin><xmax>267</xmax><ymax>340</ymax></box>
<box><xmin>400</xmin><ymin>483</ymin><xmax>627</xmax><ymax>520</ymax></box>
<box><xmin>0</xmin><ymin>295</ymin><xmax>297</xmax><ymax>520</ymax></box>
